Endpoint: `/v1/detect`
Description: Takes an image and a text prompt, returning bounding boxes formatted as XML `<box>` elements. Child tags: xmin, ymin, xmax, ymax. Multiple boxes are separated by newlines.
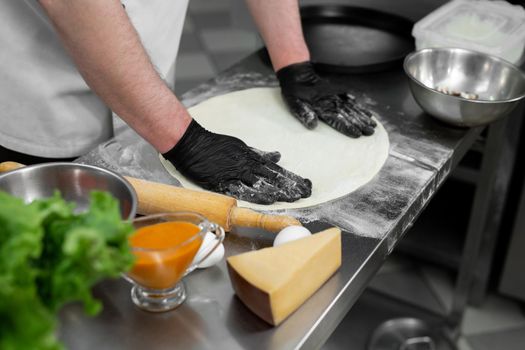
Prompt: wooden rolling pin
<box><xmin>0</xmin><ymin>161</ymin><xmax>301</xmax><ymax>232</ymax></box>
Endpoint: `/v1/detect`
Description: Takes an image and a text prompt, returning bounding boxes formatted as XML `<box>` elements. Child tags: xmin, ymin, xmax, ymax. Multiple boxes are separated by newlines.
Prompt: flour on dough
<box><xmin>160</xmin><ymin>87</ymin><xmax>389</xmax><ymax>210</ymax></box>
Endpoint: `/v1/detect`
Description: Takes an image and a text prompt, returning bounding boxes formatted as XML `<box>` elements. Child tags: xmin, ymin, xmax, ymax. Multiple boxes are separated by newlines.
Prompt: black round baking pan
<box><xmin>301</xmin><ymin>5</ymin><xmax>415</xmax><ymax>74</ymax></box>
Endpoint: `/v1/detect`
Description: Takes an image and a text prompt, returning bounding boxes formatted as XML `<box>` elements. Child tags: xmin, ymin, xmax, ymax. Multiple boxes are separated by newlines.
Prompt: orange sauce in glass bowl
<box><xmin>128</xmin><ymin>221</ymin><xmax>203</xmax><ymax>290</ymax></box>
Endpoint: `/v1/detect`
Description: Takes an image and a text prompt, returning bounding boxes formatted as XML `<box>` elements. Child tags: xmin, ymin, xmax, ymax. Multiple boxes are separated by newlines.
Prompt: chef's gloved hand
<box><xmin>162</xmin><ymin>120</ymin><xmax>312</xmax><ymax>205</ymax></box>
<box><xmin>277</xmin><ymin>61</ymin><xmax>377</xmax><ymax>137</ymax></box>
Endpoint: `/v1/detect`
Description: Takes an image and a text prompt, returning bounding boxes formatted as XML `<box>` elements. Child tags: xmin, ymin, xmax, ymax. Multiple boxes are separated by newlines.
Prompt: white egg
<box><xmin>273</xmin><ymin>225</ymin><xmax>312</xmax><ymax>247</ymax></box>
<box><xmin>193</xmin><ymin>232</ymin><xmax>225</xmax><ymax>269</ymax></box>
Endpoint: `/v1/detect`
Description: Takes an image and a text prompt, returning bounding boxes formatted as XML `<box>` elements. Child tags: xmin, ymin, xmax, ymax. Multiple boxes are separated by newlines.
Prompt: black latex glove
<box><xmin>162</xmin><ymin>120</ymin><xmax>312</xmax><ymax>205</ymax></box>
<box><xmin>277</xmin><ymin>61</ymin><xmax>377</xmax><ymax>137</ymax></box>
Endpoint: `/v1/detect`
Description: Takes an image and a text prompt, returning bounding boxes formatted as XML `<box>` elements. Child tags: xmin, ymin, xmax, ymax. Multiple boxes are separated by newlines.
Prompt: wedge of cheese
<box><xmin>227</xmin><ymin>227</ymin><xmax>341</xmax><ymax>326</ymax></box>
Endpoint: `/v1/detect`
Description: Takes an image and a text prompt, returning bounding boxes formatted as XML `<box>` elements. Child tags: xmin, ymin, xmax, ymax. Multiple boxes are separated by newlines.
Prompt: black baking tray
<box><xmin>300</xmin><ymin>5</ymin><xmax>415</xmax><ymax>73</ymax></box>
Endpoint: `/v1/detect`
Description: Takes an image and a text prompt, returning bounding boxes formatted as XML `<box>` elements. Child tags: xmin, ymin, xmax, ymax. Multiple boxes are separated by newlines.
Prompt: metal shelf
<box><xmin>396</xmin><ymin>178</ymin><xmax>475</xmax><ymax>270</ymax></box>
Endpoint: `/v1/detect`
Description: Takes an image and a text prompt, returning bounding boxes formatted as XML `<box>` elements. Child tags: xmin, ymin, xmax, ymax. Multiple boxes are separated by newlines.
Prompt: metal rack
<box><xmin>499</xmin><ymin>178</ymin><xmax>525</xmax><ymax>302</ymax></box>
<box><xmin>395</xmin><ymin>102</ymin><xmax>525</xmax><ymax>335</ymax></box>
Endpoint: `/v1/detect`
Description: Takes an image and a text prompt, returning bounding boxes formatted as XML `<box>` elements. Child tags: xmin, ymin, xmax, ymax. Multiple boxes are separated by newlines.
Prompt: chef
<box><xmin>0</xmin><ymin>0</ymin><xmax>376</xmax><ymax>204</ymax></box>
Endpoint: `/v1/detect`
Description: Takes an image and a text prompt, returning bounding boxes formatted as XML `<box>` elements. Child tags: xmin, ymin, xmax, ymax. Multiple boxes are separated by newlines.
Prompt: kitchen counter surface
<box><xmin>63</xmin><ymin>2</ymin><xmax>487</xmax><ymax>349</ymax></box>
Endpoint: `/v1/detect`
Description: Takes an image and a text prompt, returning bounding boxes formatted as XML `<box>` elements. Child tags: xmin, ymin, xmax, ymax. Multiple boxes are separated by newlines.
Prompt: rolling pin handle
<box><xmin>0</xmin><ymin>161</ymin><xmax>25</xmax><ymax>173</ymax></box>
<box><xmin>230</xmin><ymin>207</ymin><xmax>301</xmax><ymax>233</ymax></box>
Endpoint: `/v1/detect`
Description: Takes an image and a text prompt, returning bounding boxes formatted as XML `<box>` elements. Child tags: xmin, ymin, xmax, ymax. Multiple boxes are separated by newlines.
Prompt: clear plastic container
<box><xmin>413</xmin><ymin>0</ymin><xmax>525</xmax><ymax>64</ymax></box>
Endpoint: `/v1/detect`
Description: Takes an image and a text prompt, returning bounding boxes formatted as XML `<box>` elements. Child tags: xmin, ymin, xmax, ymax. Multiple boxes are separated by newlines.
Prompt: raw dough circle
<box><xmin>161</xmin><ymin>87</ymin><xmax>389</xmax><ymax>210</ymax></box>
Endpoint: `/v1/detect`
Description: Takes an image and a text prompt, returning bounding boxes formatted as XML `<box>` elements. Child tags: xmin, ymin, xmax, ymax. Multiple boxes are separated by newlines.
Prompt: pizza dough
<box><xmin>160</xmin><ymin>87</ymin><xmax>389</xmax><ymax>210</ymax></box>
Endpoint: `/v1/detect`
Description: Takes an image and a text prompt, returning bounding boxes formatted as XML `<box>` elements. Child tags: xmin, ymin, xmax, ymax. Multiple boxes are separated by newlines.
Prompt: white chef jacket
<box><xmin>0</xmin><ymin>0</ymin><xmax>189</xmax><ymax>158</ymax></box>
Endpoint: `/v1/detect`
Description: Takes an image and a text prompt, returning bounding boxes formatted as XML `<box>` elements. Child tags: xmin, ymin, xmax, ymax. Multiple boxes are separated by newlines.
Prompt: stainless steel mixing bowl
<box><xmin>0</xmin><ymin>163</ymin><xmax>137</xmax><ymax>220</ymax></box>
<box><xmin>404</xmin><ymin>47</ymin><xmax>525</xmax><ymax>127</ymax></box>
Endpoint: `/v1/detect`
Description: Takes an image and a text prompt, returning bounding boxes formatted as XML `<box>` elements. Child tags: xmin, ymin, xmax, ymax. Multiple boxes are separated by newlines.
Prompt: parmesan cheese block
<box><xmin>226</xmin><ymin>227</ymin><xmax>342</xmax><ymax>326</ymax></box>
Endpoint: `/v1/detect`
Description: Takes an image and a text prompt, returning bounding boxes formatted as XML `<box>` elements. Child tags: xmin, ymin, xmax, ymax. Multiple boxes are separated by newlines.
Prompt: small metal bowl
<box><xmin>367</xmin><ymin>317</ymin><xmax>455</xmax><ymax>350</ymax></box>
<box><xmin>404</xmin><ymin>47</ymin><xmax>525</xmax><ymax>127</ymax></box>
<box><xmin>0</xmin><ymin>162</ymin><xmax>137</xmax><ymax>220</ymax></box>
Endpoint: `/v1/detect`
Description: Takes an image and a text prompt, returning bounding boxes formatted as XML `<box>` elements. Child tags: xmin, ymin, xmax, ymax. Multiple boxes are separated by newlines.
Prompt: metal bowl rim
<box><xmin>0</xmin><ymin>162</ymin><xmax>137</xmax><ymax>220</ymax></box>
<box><xmin>403</xmin><ymin>47</ymin><xmax>525</xmax><ymax>104</ymax></box>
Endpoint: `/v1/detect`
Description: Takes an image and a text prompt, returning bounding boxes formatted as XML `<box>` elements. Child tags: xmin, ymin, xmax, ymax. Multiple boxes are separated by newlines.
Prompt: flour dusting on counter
<box><xmin>76</xmin><ymin>61</ymin><xmax>460</xmax><ymax>248</ymax></box>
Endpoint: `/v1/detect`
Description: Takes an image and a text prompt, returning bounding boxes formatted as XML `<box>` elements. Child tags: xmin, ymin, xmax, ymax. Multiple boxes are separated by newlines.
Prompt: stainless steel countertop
<box><xmin>61</xmin><ymin>1</ymin><xmax>484</xmax><ymax>349</ymax></box>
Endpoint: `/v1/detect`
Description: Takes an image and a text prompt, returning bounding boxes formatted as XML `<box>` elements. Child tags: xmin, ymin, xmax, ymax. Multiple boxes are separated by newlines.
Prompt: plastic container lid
<box><xmin>413</xmin><ymin>0</ymin><xmax>525</xmax><ymax>63</ymax></box>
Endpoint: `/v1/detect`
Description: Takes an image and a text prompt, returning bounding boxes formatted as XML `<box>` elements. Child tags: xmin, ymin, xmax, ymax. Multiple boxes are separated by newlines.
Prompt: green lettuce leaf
<box><xmin>0</xmin><ymin>191</ymin><xmax>135</xmax><ymax>350</ymax></box>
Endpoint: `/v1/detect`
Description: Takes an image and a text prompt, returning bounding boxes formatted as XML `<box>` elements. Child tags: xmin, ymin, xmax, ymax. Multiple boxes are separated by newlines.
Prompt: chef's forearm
<box><xmin>38</xmin><ymin>0</ymin><xmax>190</xmax><ymax>153</ymax></box>
<box><xmin>245</xmin><ymin>0</ymin><xmax>310</xmax><ymax>71</ymax></box>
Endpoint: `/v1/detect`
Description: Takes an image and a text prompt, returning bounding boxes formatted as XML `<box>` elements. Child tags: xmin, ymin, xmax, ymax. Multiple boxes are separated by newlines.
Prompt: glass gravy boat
<box><xmin>125</xmin><ymin>212</ymin><xmax>225</xmax><ymax>312</ymax></box>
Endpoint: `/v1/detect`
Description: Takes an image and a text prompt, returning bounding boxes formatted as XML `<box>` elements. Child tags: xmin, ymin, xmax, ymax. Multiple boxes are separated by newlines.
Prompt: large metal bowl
<box><xmin>404</xmin><ymin>47</ymin><xmax>525</xmax><ymax>127</ymax></box>
<box><xmin>0</xmin><ymin>162</ymin><xmax>137</xmax><ymax>220</ymax></box>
